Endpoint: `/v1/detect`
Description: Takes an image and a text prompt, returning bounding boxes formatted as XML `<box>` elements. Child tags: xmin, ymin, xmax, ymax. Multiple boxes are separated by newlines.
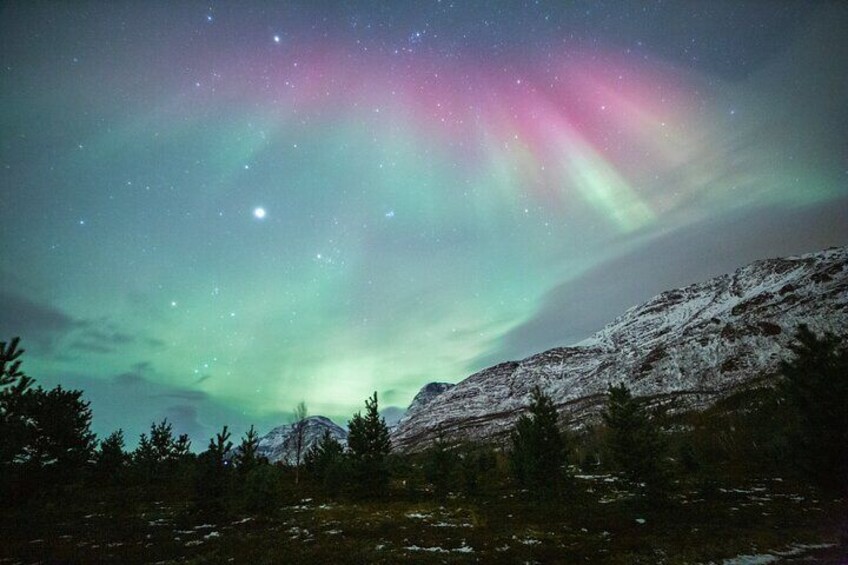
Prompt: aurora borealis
<box><xmin>2</xmin><ymin>2</ymin><xmax>847</xmax><ymax>445</ymax></box>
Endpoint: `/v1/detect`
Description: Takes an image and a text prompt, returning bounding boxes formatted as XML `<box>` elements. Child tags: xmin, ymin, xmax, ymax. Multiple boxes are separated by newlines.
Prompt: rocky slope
<box><xmin>391</xmin><ymin>246</ymin><xmax>848</xmax><ymax>452</ymax></box>
<box><xmin>395</xmin><ymin>382</ymin><xmax>455</xmax><ymax>430</ymax></box>
<box><xmin>255</xmin><ymin>416</ymin><xmax>347</xmax><ymax>464</ymax></box>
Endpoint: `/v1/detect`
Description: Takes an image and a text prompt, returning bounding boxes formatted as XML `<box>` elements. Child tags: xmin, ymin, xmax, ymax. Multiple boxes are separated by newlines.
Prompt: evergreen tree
<box><xmin>132</xmin><ymin>432</ymin><xmax>156</xmax><ymax>483</ymax></box>
<box><xmin>459</xmin><ymin>445</ymin><xmax>499</xmax><ymax>497</ymax></box>
<box><xmin>304</xmin><ymin>430</ymin><xmax>345</xmax><ymax>496</ymax></box>
<box><xmin>208</xmin><ymin>425</ymin><xmax>234</xmax><ymax>468</ymax></box>
<box><xmin>779</xmin><ymin>324</ymin><xmax>848</xmax><ymax>493</ymax></box>
<box><xmin>1</xmin><ymin>337</ymin><xmax>35</xmax><ymax>467</ymax></box>
<box><xmin>196</xmin><ymin>425</ymin><xmax>234</xmax><ymax>514</ymax></box>
<box><xmin>1</xmin><ymin>339</ymin><xmax>97</xmax><ymax>500</ymax></box>
<box><xmin>509</xmin><ymin>386</ymin><xmax>569</xmax><ymax>495</ymax></box>
<box><xmin>602</xmin><ymin>383</ymin><xmax>670</xmax><ymax>500</ymax></box>
<box><xmin>132</xmin><ymin>419</ymin><xmax>191</xmax><ymax>484</ymax></box>
<box><xmin>347</xmin><ymin>391</ymin><xmax>391</xmax><ymax>497</ymax></box>
<box><xmin>422</xmin><ymin>434</ymin><xmax>458</xmax><ymax>499</ymax></box>
<box><xmin>150</xmin><ymin>419</ymin><xmax>187</xmax><ymax>462</ymax></box>
<box><xmin>235</xmin><ymin>425</ymin><xmax>263</xmax><ymax>473</ymax></box>
<box><xmin>95</xmin><ymin>429</ymin><xmax>128</xmax><ymax>483</ymax></box>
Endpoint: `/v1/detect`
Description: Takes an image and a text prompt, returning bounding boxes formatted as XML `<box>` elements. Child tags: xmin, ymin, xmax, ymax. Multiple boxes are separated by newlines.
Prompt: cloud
<box><xmin>155</xmin><ymin>389</ymin><xmax>208</xmax><ymax>402</ymax></box>
<box><xmin>0</xmin><ymin>291</ymin><xmax>167</xmax><ymax>358</ymax></box>
<box><xmin>39</xmin><ymin>364</ymin><xmax>292</xmax><ymax>450</ymax></box>
<box><xmin>163</xmin><ymin>404</ymin><xmax>204</xmax><ymax>440</ymax></box>
<box><xmin>0</xmin><ymin>291</ymin><xmax>81</xmax><ymax>349</ymax></box>
<box><xmin>480</xmin><ymin>198</ymin><xmax>848</xmax><ymax>366</ymax></box>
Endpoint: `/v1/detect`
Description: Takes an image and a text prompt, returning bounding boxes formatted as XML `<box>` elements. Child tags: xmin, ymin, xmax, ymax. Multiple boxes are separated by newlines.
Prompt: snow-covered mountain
<box><xmin>395</xmin><ymin>382</ymin><xmax>455</xmax><ymax>430</ymax></box>
<box><xmin>391</xmin><ymin>246</ymin><xmax>848</xmax><ymax>452</ymax></box>
<box><xmin>255</xmin><ymin>416</ymin><xmax>347</xmax><ymax>464</ymax></box>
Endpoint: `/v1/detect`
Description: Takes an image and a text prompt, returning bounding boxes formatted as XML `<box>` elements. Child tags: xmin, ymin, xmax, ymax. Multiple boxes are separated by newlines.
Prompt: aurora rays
<box><xmin>1</xmin><ymin>2</ymin><xmax>846</xmax><ymax>444</ymax></box>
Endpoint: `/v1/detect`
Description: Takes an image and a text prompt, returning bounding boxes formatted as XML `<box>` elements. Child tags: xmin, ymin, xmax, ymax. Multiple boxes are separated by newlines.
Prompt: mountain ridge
<box><xmin>390</xmin><ymin>246</ymin><xmax>848</xmax><ymax>452</ymax></box>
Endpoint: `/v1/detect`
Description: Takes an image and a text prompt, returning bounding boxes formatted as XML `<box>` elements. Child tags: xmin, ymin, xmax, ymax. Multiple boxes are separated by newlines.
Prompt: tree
<box><xmin>0</xmin><ymin>339</ymin><xmax>97</xmax><ymax>500</ymax></box>
<box><xmin>1</xmin><ymin>337</ymin><xmax>35</xmax><ymax>467</ymax></box>
<box><xmin>509</xmin><ymin>386</ymin><xmax>569</xmax><ymax>496</ymax></box>
<box><xmin>291</xmin><ymin>401</ymin><xmax>308</xmax><ymax>484</ymax></box>
<box><xmin>779</xmin><ymin>325</ymin><xmax>848</xmax><ymax>493</ymax></box>
<box><xmin>208</xmin><ymin>425</ymin><xmax>233</xmax><ymax>468</ymax></box>
<box><xmin>235</xmin><ymin>425</ymin><xmax>264</xmax><ymax>473</ymax></box>
<box><xmin>132</xmin><ymin>419</ymin><xmax>191</xmax><ymax>484</ymax></box>
<box><xmin>422</xmin><ymin>433</ymin><xmax>458</xmax><ymax>499</ymax></box>
<box><xmin>347</xmin><ymin>391</ymin><xmax>391</xmax><ymax>497</ymax></box>
<box><xmin>602</xmin><ymin>383</ymin><xmax>670</xmax><ymax>500</ymax></box>
<box><xmin>196</xmin><ymin>425</ymin><xmax>234</xmax><ymax>513</ymax></box>
<box><xmin>304</xmin><ymin>430</ymin><xmax>345</xmax><ymax>496</ymax></box>
<box><xmin>17</xmin><ymin>384</ymin><xmax>97</xmax><ymax>490</ymax></box>
<box><xmin>150</xmin><ymin>419</ymin><xmax>191</xmax><ymax>463</ymax></box>
<box><xmin>95</xmin><ymin>429</ymin><xmax>128</xmax><ymax>482</ymax></box>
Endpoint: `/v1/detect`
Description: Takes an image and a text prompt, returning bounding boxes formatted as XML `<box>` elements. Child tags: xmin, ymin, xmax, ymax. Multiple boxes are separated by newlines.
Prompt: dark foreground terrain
<box><xmin>2</xmin><ymin>474</ymin><xmax>844</xmax><ymax>564</ymax></box>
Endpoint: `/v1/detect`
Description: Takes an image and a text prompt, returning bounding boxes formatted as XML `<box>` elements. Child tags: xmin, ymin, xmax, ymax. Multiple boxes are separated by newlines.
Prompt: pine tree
<box><xmin>1</xmin><ymin>339</ymin><xmax>97</xmax><ymax>500</ymax></box>
<box><xmin>779</xmin><ymin>324</ymin><xmax>848</xmax><ymax>493</ymax></box>
<box><xmin>96</xmin><ymin>429</ymin><xmax>128</xmax><ymax>483</ymax></box>
<box><xmin>235</xmin><ymin>425</ymin><xmax>263</xmax><ymax>473</ymax></box>
<box><xmin>208</xmin><ymin>425</ymin><xmax>233</xmax><ymax>467</ymax></box>
<box><xmin>509</xmin><ymin>386</ymin><xmax>569</xmax><ymax>496</ymax></box>
<box><xmin>1</xmin><ymin>337</ymin><xmax>35</xmax><ymax>467</ymax></box>
<box><xmin>422</xmin><ymin>433</ymin><xmax>458</xmax><ymax>498</ymax></box>
<box><xmin>304</xmin><ymin>430</ymin><xmax>345</xmax><ymax>496</ymax></box>
<box><xmin>602</xmin><ymin>383</ymin><xmax>670</xmax><ymax>500</ymax></box>
<box><xmin>132</xmin><ymin>419</ymin><xmax>191</xmax><ymax>484</ymax></box>
<box><xmin>196</xmin><ymin>425</ymin><xmax>234</xmax><ymax>513</ymax></box>
<box><xmin>347</xmin><ymin>391</ymin><xmax>391</xmax><ymax>497</ymax></box>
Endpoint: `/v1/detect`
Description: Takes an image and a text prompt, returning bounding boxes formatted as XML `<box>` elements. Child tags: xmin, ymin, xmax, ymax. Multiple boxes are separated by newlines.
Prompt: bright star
<box><xmin>273</xmin><ymin>35</ymin><xmax>281</xmax><ymax>43</ymax></box>
<box><xmin>253</xmin><ymin>207</ymin><xmax>266</xmax><ymax>219</ymax></box>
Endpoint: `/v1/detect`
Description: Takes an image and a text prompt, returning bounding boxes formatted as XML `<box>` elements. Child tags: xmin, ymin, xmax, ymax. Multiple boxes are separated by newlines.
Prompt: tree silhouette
<box><xmin>423</xmin><ymin>433</ymin><xmax>459</xmax><ymax>499</ymax></box>
<box><xmin>291</xmin><ymin>401</ymin><xmax>308</xmax><ymax>484</ymax></box>
<box><xmin>509</xmin><ymin>386</ymin><xmax>569</xmax><ymax>496</ymax></box>
<box><xmin>235</xmin><ymin>424</ymin><xmax>263</xmax><ymax>473</ymax></box>
<box><xmin>132</xmin><ymin>419</ymin><xmax>191</xmax><ymax>484</ymax></box>
<box><xmin>779</xmin><ymin>324</ymin><xmax>848</xmax><ymax>492</ymax></box>
<box><xmin>348</xmin><ymin>391</ymin><xmax>391</xmax><ymax>497</ymax></box>
<box><xmin>96</xmin><ymin>429</ymin><xmax>128</xmax><ymax>483</ymax></box>
<box><xmin>196</xmin><ymin>425</ymin><xmax>234</xmax><ymax>514</ymax></box>
<box><xmin>603</xmin><ymin>383</ymin><xmax>670</xmax><ymax>500</ymax></box>
<box><xmin>1</xmin><ymin>337</ymin><xmax>34</xmax><ymax>468</ymax></box>
<box><xmin>1</xmin><ymin>338</ymin><xmax>96</xmax><ymax>497</ymax></box>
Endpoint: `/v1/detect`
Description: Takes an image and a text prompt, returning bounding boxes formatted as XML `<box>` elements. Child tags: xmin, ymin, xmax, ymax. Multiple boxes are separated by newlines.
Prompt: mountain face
<box><xmin>256</xmin><ymin>416</ymin><xmax>347</xmax><ymax>464</ymax></box>
<box><xmin>391</xmin><ymin>246</ymin><xmax>848</xmax><ymax>452</ymax></box>
<box><xmin>395</xmin><ymin>382</ymin><xmax>455</xmax><ymax>430</ymax></box>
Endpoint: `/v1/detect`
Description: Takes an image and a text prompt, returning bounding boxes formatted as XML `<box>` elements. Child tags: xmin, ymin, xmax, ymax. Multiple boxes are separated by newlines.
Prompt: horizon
<box><xmin>2</xmin><ymin>1</ymin><xmax>847</xmax><ymax>447</ymax></box>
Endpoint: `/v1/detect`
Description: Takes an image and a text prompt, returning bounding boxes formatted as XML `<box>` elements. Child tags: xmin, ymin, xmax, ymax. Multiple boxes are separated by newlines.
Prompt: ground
<box><xmin>1</xmin><ymin>474</ymin><xmax>845</xmax><ymax>564</ymax></box>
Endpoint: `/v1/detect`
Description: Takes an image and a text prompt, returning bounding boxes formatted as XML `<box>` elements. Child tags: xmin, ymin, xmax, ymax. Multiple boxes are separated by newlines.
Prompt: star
<box><xmin>273</xmin><ymin>34</ymin><xmax>281</xmax><ymax>43</ymax></box>
<box><xmin>253</xmin><ymin>207</ymin><xmax>266</xmax><ymax>219</ymax></box>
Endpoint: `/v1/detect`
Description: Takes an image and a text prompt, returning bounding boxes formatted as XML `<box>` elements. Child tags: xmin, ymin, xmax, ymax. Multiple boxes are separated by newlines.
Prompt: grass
<box><xmin>2</xmin><ymin>473</ymin><xmax>844</xmax><ymax>564</ymax></box>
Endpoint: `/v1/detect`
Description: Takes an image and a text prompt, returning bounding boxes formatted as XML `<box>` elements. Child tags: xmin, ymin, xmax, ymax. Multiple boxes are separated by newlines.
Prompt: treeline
<box><xmin>0</xmin><ymin>325</ymin><xmax>845</xmax><ymax>515</ymax></box>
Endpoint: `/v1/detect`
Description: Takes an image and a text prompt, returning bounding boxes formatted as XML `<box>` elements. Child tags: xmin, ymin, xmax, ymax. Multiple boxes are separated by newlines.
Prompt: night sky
<box><xmin>2</xmin><ymin>1</ymin><xmax>847</xmax><ymax>446</ymax></box>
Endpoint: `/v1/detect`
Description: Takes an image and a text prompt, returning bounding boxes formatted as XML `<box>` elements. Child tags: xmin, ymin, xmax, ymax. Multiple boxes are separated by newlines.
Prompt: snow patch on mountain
<box><xmin>396</xmin><ymin>382</ymin><xmax>455</xmax><ymax>430</ymax></box>
<box><xmin>255</xmin><ymin>416</ymin><xmax>347</xmax><ymax>464</ymax></box>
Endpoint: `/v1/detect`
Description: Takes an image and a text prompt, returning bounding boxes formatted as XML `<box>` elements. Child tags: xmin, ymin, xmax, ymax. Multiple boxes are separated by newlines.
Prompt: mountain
<box><xmin>391</xmin><ymin>246</ymin><xmax>848</xmax><ymax>452</ymax></box>
<box><xmin>395</xmin><ymin>382</ymin><xmax>455</xmax><ymax>431</ymax></box>
<box><xmin>255</xmin><ymin>416</ymin><xmax>347</xmax><ymax>464</ymax></box>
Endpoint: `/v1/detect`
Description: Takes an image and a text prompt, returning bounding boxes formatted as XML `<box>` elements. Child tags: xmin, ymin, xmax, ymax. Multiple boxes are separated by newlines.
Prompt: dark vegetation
<box><xmin>1</xmin><ymin>326</ymin><xmax>846</xmax><ymax>563</ymax></box>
